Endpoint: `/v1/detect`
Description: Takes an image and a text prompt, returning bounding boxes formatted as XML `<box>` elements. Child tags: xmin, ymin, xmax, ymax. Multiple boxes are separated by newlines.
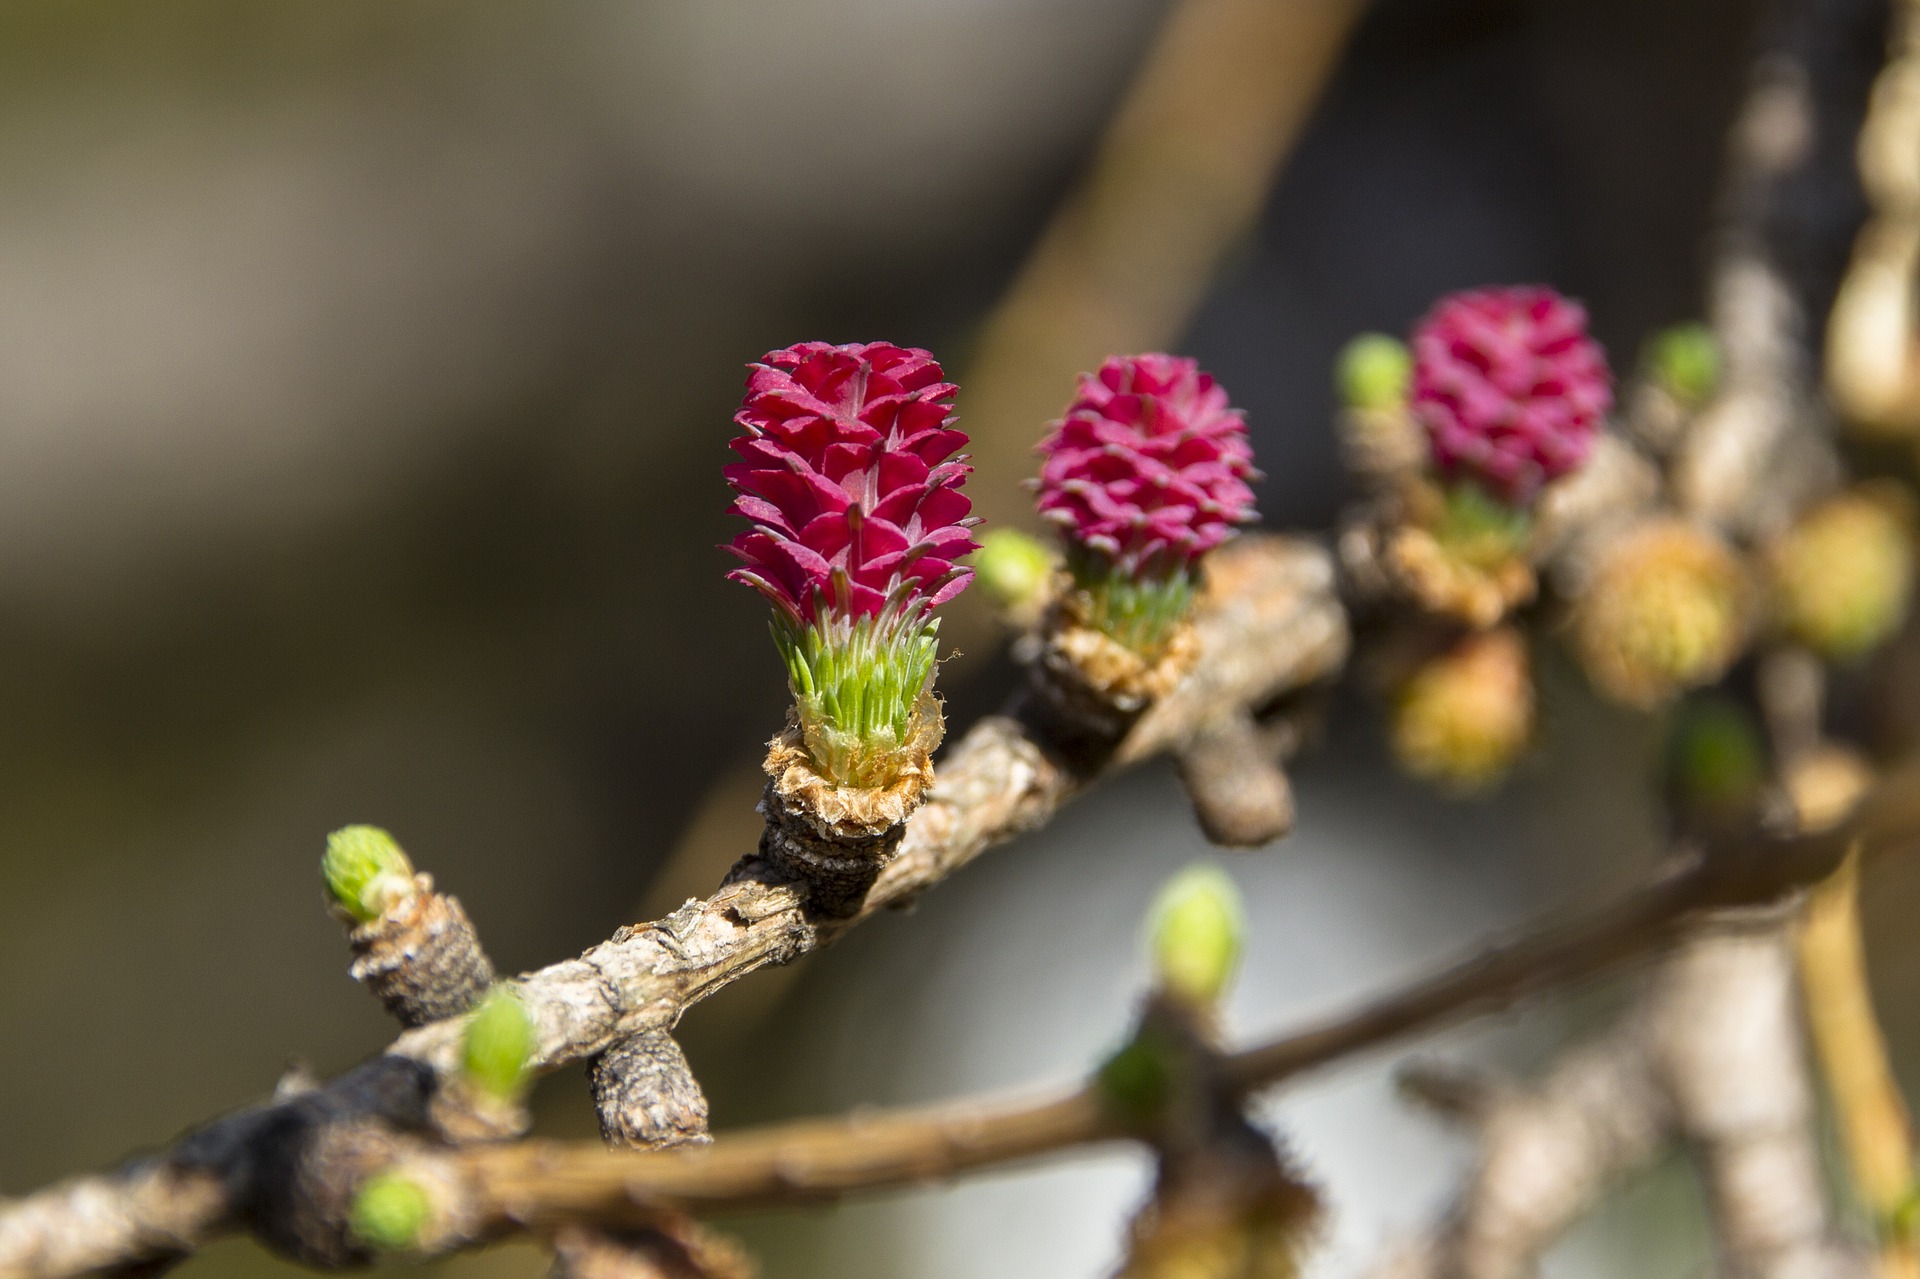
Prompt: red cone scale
<box><xmin>1036</xmin><ymin>354</ymin><xmax>1258</xmax><ymax>577</ymax></box>
<box><xmin>1409</xmin><ymin>286</ymin><xmax>1611</xmax><ymax>505</ymax></box>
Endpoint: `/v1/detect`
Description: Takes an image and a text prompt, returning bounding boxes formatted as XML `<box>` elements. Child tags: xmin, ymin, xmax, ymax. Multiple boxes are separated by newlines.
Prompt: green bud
<box><xmin>1096</xmin><ymin>1033</ymin><xmax>1173</xmax><ymax>1124</ymax></box>
<box><xmin>1336</xmin><ymin>334</ymin><xmax>1412</xmax><ymax>412</ymax></box>
<box><xmin>462</xmin><ymin>985</ymin><xmax>536</xmax><ymax>1100</ymax></box>
<box><xmin>349</xmin><ymin>1171</ymin><xmax>433</xmax><ymax>1252</ymax></box>
<box><xmin>972</xmin><ymin>528</ymin><xmax>1058</xmax><ymax>611</ymax></box>
<box><xmin>1147</xmin><ymin>865</ymin><xmax>1245</xmax><ymax>1005</ymax></box>
<box><xmin>1648</xmin><ymin>323</ymin><xmax>1721</xmax><ymax>406</ymax></box>
<box><xmin>322</xmin><ymin>826</ymin><xmax>415</xmax><ymax>923</ymax></box>
<box><xmin>1666</xmin><ymin>696</ymin><xmax>1766</xmax><ymax>819</ymax></box>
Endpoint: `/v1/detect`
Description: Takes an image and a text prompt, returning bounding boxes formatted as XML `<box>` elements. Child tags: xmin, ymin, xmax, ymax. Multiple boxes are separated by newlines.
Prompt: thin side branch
<box><xmin>337</xmin><ymin>762</ymin><xmax>1920</xmax><ymax>1257</ymax></box>
<box><xmin>0</xmin><ymin>533</ymin><xmax>1345</xmax><ymax>1279</ymax></box>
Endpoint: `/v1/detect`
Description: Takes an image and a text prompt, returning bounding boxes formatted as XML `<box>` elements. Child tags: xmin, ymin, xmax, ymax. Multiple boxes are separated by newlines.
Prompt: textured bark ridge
<box><xmin>346</xmin><ymin>875</ymin><xmax>495</xmax><ymax>1027</ymax></box>
<box><xmin>591</xmin><ymin>1031</ymin><xmax>712</xmax><ymax>1151</ymax></box>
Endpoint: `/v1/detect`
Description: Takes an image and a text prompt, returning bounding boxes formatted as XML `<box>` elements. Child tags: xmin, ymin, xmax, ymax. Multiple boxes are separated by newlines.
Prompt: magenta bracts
<box><xmin>725</xmin><ymin>342</ymin><xmax>978</xmax><ymax>627</ymax></box>
<box><xmin>1035</xmin><ymin>354</ymin><xmax>1258</xmax><ymax>575</ymax></box>
<box><xmin>1409</xmin><ymin>286</ymin><xmax>1612</xmax><ymax>504</ymax></box>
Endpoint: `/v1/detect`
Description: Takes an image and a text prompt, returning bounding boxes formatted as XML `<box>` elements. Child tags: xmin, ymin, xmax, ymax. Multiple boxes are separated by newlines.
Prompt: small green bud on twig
<box><xmin>972</xmin><ymin>528</ymin><xmax>1058</xmax><ymax>617</ymax></box>
<box><xmin>462</xmin><ymin>985</ymin><xmax>536</xmax><ymax>1101</ymax></box>
<box><xmin>322</xmin><ymin>826</ymin><xmax>416</xmax><ymax>924</ymax></box>
<box><xmin>1647</xmin><ymin>322</ymin><xmax>1721</xmax><ymax>407</ymax></box>
<box><xmin>349</xmin><ymin>1171</ymin><xmax>433</xmax><ymax>1252</ymax></box>
<box><xmin>1666</xmin><ymin>696</ymin><xmax>1767</xmax><ymax>821</ymax></box>
<box><xmin>1148</xmin><ymin>865</ymin><xmax>1245</xmax><ymax>1006</ymax></box>
<box><xmin>1336</xmin><ymin>334</ymin><xmax>1412</xmax><ymax>412</ymax></box>
<box><xmin>1097</xmin><ymin>1033</ymin><xmax>1176</xmax><ymax>1124</ymax></box>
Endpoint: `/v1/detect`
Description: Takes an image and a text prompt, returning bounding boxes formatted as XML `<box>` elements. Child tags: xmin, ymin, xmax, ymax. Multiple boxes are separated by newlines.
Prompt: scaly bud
<box><xmin>322</xmin><ymin>825</ymin><xmax>415</xmax><ymax>923</ymax></box>
<box><xmin>1573</xmin><ymin>518</ymin><xmax>1749</xmax><ymax>708</ymax></box>
<box><xmin>1336</xmin><ymin>334</ymin><xmax>1412</xmax><ymax>412</ymax></box>
<box><xmin>725</xmin><ymin>341</ymin><xmax>978</xmax><ymax>791</ymax></box>
<box><xmin>1037</xmin><ymin>355</ymin><xmax>1259</xmax><ymax>660</ymax></box>
<box><xmin>462</xmin><ymin>985</ymin><xmax>535</xmax><ymax>1101</ymax></box>
<box><xmin>972</xmin><ymin>527</ymin><xmax>1058</xmax><ymax>625</ymax></box>
<box><xmin>349</xmin><ymin>1171</ymin><xmax>433</xmax><ymax>1253</ymax></box>
<box><xmin>1410</xmin><ymin>286</ymin><xmax>1613</xmax><ymax>506</ymax></box>
<box><xmin>1771</xmin><ymin>488</ymin><xmax>1914</xmax><ymax>662</ymax></box>
<box><xmin>1647</xmin><ymin>322</ymin><xmax>1721</xmax><ymax>407</ymax></box>
<box><xmin>1390</xmin><ymin>628</ymin><xmax>1533</xmax><ymax>790</ymax></box>
<box><xmin>1149</xmin><ymin>865</ymin><xmax>1246</xmax><ymax>1006</ymax></box>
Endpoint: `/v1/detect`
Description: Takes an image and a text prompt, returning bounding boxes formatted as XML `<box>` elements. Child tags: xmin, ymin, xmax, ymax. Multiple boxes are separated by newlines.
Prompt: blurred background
<box><xmin>0</xmin><ymin>0</ymin><xmax>1899</xmax><ymax>1275</ymax></box>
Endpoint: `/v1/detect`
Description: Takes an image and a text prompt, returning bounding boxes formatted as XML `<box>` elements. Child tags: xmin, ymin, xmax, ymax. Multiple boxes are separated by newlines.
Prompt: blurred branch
<box><xmin>210</xmin><ymin>759</ymin><xmax>1920</xmax><ymax>1262</ymax></box>
<box><xmin>0</xmin><ymin>534</ymin><xmax>1346</xmax><ymax>1279</ymax></box>
<box><xmin>1827</xmin><ymin>0</ymin><xmax>1920</xmax><ymax>432</ymax></box>
<box><xmin>959</xmin><ymin>0</ymin><xmax>1371</xmax><ymax>530</ymax></box>
<box><xmin>7</xmin><ymin>568</ymin><xmax>1919</xmax><ymax>1275</ymax></box>
<box><xmin>1676</xmin><ymin>30</ymin><xmax>1843</xmax><ymax>534</ymax></box>
<box><xmin>1660</xmin><ymin>921</ymin><xmax>1861</xmax><ymax>1279</ymax></box>
<box><xmin>1800</xmin><ymin>852</ymin><xmax>1920</xmax><ymax>1278</ymax></box>
<box><xmin>1368</xmin><ymin>1014</ymin><xmax>1672</xmax><ymax>1279</ymax></box>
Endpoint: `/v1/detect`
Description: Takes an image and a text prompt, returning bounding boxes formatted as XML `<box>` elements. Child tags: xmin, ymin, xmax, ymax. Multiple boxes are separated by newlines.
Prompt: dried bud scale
<box><xmin>725</xmin><ymin>342</ymin><xmax>978</xmax><ymax>903</ymax></box>
<box><xmin>344</xmin><ymin>880</ymin><xmax>495</xmax><ymax>1027</ymax></box>
<box><xmin>1105</xmin><ymin>992</ymin><xmax>1320</xmax><ymax>1279</ymax></box>
<box><xmin>1770</xmin><ymin>487</ymin><xmax>1914</xmax><ymax>662</ymax></box>
<box><xmin>1782</xmin><ymin>744</ymin><xmax>1874</xmax><ymax>833</ymax></box>
<box><xmin>1032</xmin><ymin>355</ymin><xmax>1258</xmax><ymax>728</ymax></box>
<box><xmin>1573</xmin><ymin>518</ymin><xmax>1750</xmax><ymax>708</ymax></box>
<box><xmin>1390</xmin><ymin>627</ymin><xmax>1533</xmax><ymax>790</ymax></box>
<box><xmin>1376</xmin><ymin>478</ymin><xmax>1537</xmax><ymax>628</ymax></box>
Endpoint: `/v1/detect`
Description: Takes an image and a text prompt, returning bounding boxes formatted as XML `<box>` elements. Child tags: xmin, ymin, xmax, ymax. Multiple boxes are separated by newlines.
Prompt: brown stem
<box><xmin>0</xmin><ymin>535</ymin><xmax>1346</xmax><ymax>1279</ymax></box>
<box><xmin>348</xmin><ymin>763</ymin><xmax>1920</xmax><ymax>1256</ymax></box>
<box><xmin>1798</xmin><ymin>852</ymin><xmax>1920</xmax><ymax>1278</ymax></box>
